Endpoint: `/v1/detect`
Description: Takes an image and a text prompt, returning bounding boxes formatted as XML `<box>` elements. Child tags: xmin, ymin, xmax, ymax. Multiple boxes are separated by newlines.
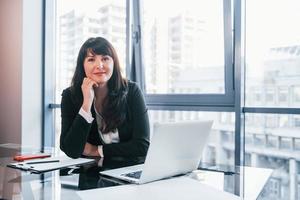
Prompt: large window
<box><xmin>245</xmin><ymin>0</ymin><xmax>300</xmax><ymax>199</ymax></box>
<box><xmin>44</xmin><ymin>0</ymin><xmax>300</xmax><ymax>198</ymax></box>
<box><xmin>141</xmin><ymin>0</ymin><xmax>225</xmax><ymax>94</ymax></box>
<box><xmin>52</xmin><ymin>0</ymin><xmax>234</xmax><ymax>148</ymax></box>
<box><xmin>51</xmin><ymin>0</ymin><xmax>234</xmax><ymax>149</ymax></box>
<box><xmin>137</xmin><ymin>0</ymin><xmax>234</xmax><ymax>107</ymax></box>
<box><xmin>245</xmin><ymin>0</ymin><xmax>300</xmax><ymax>108</ymax></box>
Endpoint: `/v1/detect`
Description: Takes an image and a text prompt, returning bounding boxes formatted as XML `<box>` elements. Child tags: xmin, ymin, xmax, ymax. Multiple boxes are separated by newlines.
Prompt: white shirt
<box><xmin>78</xmin><ymin>104</ymin><xmax>120</xmax><ymax>157</ymax></box>
<box><xmin>93</xmin><ymin>102</ymin><xmax>120</xmax><ymax>144</ymax></box>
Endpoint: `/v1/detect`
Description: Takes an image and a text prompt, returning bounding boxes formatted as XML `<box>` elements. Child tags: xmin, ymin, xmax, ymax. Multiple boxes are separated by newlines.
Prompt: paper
<box><xmin>77</xmin><ymin>176</ymin><xmax>241</xmax><ymax>200</ymax></box>
<box><xmin>189</xmin><ymin>170</ymin><xmax>225</xmax><ymax>191</ymax></box>
<box><xmin>244</xmin><ymin>167</ymin><xmax>273</xmax><ymax>200</ymax></box>
<box><xmin>7</xmin><ymin>156</ymin><xmax>95</xmax><ymax>173</ymax></box>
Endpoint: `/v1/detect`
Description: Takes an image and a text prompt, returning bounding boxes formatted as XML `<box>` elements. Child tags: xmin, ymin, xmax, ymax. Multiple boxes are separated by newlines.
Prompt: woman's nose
<box><xmin>96</xmin><ymin>59</ymin><xmax>104</xmax><ymax>68</ymax></box>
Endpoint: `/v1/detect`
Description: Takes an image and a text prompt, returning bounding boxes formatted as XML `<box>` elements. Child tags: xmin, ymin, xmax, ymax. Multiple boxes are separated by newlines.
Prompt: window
<box><xmin>44</xmin><ymin>1</ymin><xmax>300</xmax><ymax>198</ymax></box>
<box><xmin>245</xmin><ymin>113</ymin><xmax>300</xmax><ymax>199</ymax></box>
<box><xmin>294</xmin><ymin>86</ymin><xmax>300</xmax><ymax>103</ymax></box>
<box><xmin>294</xmin><ymin>116</ymin><xmax>300</xmax><ymax>127</ymax></box>
<box><xmin>134</xmin><ymin>0</ymin><xmax>234</xmax><ymax>108</ymax></box>
<box><xmin>265</xmin><ymin>88</ymin><xmax>275</xmax><ymax>103</ymax></box>
<box><xmin>245</xmin><ymin>0</ymin><xmax>300</xmax><ymax>108</ymax></box>
<box><xmin>268</xmin><ymin>178</ymin><xmax>281</xmax><ymax>198</ymax></box>
<box><xmin>141</xmin><ymin>0</ymin><xmax>226</xmax><ymax>94</ymax></box>
<box><xmin>278</xmin><ymin>86</ymin><xmax>288</xmax><ymax>104</ymax></box>
<box><xmin>244</xmin><ymin>2</ymin><xmax>300</xmax><ymax>199</ymax></box>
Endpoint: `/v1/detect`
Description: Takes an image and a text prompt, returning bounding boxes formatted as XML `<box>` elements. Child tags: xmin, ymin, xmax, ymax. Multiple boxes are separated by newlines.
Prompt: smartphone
<box><xmin>13</xmin><ymin>153</ymin><xmax>51</xmax><ymax>161</ymax></box>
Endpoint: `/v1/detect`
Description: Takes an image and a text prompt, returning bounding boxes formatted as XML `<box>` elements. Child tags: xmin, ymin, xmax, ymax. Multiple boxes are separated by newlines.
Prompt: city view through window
<box><xmin>245</xmin><ymin>1</ymin><xmax>300</xmax><ymax>199</ymax></box>
<box><xmin>55</xmin><ymin>1</ymin><xmax>300</xmax><ymax>199</ymax></box>
<box><xmin>142</xmin><ymin>0</ymin><xmax>225</xmax><ymax>94</ymax></box>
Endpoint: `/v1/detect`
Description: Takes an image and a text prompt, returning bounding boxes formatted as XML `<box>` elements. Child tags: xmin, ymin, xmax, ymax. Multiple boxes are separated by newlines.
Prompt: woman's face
<box><xmin>83</xmin><ymin>51</ymin><xmax>114</xmax><ymax>85</ymax></box>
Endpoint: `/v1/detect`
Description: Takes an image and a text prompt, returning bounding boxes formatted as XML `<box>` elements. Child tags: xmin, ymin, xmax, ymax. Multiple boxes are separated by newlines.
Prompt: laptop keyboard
<box><xmin>122</xmin><ymin>170</ymin><xmax>142</xmax><ymax>179</ymax></box>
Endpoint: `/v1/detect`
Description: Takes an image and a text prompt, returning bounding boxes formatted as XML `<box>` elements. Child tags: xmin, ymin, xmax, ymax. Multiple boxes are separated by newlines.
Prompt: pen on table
<box><xmin>25</xmin><ymin>160</ymin><xmax>60</xmax><ymax>164</ymax></box>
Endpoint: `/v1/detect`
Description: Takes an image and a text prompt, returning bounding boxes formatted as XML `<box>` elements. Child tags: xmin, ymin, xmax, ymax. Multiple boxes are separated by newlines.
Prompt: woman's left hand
<box><xmin>82</xmin><ymin>143</ymin><xmax>100</xmax><ymax>157</ymax></box>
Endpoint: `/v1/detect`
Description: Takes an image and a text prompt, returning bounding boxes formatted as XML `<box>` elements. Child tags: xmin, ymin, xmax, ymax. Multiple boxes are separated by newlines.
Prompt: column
<box><xmin>251</xmin><ymin>153</ymin><xmax>260</xmax><ymax>167</ymax></box>
<box><xmin>291</xmin><ymin>138</ymin><xmax>295</xmax><ymax>151</ymax></box>
<box><xmin>289</xmin><ymin>158</ymin><xmax>298</xmax><ymax>200</ymax></box>
<box><xmin>277</xmin><ymin>136</ymin><xmax>282</xmax><ymax>149</ymax></box>
<box><xmin>264</xmin><ymin>134</ymin><xmax>269</xmax><ymax>147</ymax></box>
<box><xmin>216</xmin><ymin>130</ymin><xmax>227</xmax><ymax>164</ymax></box>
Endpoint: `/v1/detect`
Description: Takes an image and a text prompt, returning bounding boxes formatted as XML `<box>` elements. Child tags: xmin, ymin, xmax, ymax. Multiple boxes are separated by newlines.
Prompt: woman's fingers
<box><xmin>81</xmin><ymin>78</ymin><xmax>97</xmax><ymax>112</ymax></box>
<box><xmin>88</xmin><ymin>79</ymin><xmax>99</xmax><ymax>88</ymax></box>
<box><xmin>83</xmin><ymin>77</ymin><xmax>98</xmax><ymax>88</ymax></box>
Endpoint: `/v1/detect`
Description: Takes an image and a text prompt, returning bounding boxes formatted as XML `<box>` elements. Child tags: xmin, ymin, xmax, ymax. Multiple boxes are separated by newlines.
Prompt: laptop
<box><xmin>100</xmin><ymin>120</ymin><xmax>213</xmax><ymax>184</ymax></box>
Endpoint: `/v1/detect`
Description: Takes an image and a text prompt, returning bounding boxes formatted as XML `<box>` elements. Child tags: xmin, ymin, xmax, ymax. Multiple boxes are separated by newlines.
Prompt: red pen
<box><xmin>13</xmin><ymin>154</ymin><xmax>51</xmax><ymax>162</ymax></box>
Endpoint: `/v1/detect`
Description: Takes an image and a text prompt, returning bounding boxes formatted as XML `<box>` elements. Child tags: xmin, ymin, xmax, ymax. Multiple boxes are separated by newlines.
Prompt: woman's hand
<box><xmin>81</xmin><ymin>77</ymin><xmax>98</xmax><ymax>113</ymax></box>
<box><xmin>82</xmin><ymin>142</ymin><xmax>100</xmax><ymax>157</ymax></box>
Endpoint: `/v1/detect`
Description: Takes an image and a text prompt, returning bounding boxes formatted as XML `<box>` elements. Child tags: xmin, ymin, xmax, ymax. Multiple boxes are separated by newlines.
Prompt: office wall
<box><xmin>0</xmin><ymin>0</ymin><xmax>43</xmax><ymax>149</ymax></box>
<box><xmin>0</xmin><ymin>0</ymin><xmax>22</xmax><ymax>145</ymax></box>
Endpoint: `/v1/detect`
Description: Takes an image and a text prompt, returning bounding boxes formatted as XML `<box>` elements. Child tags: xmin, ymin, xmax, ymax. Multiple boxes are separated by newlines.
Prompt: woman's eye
<box><xmin>103</xmin><ymin>57</ymin><xmax>109</xmax><ymax>61</ymax></box>
<box><xmin>87</xmin><ymin>58</ymin><xmax>95</xmax><ymax>62</ymax></box>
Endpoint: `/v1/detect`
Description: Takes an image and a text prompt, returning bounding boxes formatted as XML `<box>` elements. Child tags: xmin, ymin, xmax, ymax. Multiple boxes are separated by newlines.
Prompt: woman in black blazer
<box><xmin>60</xmin><ymin>37</ymin><xmax>150</xmax><ymax>159</ymax></box>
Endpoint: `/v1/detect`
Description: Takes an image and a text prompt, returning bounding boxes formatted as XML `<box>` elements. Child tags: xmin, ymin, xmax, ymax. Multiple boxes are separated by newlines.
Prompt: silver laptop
<box><xmin>100</xmin><ymin>120</ymin><xmax>213</xmax><ymax>184</ymax></box>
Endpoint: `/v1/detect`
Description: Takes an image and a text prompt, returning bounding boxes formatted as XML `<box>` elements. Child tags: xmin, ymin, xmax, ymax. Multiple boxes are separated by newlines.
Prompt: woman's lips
<box><xmin>93</xmin><ymin>72</ymin><xmax>106</xmax><ymax>75</ymax></box>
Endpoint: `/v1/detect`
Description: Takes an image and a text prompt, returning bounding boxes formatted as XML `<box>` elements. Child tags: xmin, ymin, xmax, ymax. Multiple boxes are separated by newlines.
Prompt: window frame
<box><xmin>43</xmin><ymin>0</ymin><xmax>56</xmax><ymax>148</ymax></box>
<box><xmin>130</xmin><ymin>0</ymin><xmax>235</xmax><ymax>109</ymax></box>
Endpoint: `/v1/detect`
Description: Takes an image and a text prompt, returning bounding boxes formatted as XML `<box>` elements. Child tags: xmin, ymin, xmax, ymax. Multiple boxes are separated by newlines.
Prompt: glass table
<box><xmin>0</xmin><ymin>144</ymin><xmax>273</xmax><ymax>200</ymax></box>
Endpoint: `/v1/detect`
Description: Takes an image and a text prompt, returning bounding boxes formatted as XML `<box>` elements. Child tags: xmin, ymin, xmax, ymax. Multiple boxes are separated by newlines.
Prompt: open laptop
<box><xmin>100</xmin><ymin>120</ymin><xmax>213</xmax><ymax>184</ymax></box>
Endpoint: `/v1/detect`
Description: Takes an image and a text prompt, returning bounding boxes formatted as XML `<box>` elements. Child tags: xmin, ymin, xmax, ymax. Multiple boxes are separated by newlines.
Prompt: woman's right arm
<box><xmin>60</xmin><ymin>89</ymin><xmax>93</xmax><ymax>158</ymax></box>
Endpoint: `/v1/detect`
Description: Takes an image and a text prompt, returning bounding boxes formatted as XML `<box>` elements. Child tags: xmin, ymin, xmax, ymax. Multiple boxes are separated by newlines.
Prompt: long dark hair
<box><xmin>70</xmin><ymin>37</ymin><xmax>128</xmax><ymax>133</ymax></box>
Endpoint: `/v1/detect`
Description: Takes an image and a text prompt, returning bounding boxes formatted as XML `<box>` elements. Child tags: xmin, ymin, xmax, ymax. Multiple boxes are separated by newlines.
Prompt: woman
<box><xmin>60</xmin><ymin>37</ymin><xmax>150</xmax><ymax>159</ymax></box>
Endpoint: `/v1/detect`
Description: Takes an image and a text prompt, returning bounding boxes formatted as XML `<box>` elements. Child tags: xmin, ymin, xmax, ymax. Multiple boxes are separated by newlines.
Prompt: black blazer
<box><xmin>60</xmin><ymin>81</ymin><xmax>150</xmax><ymax>158</ymax></box>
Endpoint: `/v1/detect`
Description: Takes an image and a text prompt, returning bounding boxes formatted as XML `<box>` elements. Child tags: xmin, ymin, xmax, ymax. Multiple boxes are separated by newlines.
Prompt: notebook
<box><xmin>100</xmin><ymin>120</ymin><xmax>213</xmax><ymax>184</ymax></box>
<box><xmin>7</xmin><ymin>156</ymin><xmax>95</xmax><ymax>173</ymax></box>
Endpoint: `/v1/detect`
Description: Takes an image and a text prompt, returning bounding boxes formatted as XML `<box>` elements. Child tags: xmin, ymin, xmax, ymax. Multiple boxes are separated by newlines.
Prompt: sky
<box><xmin>246</xmin><ymin>0</ymin><xmax>300</xmax><ymax>76</ymax></box>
